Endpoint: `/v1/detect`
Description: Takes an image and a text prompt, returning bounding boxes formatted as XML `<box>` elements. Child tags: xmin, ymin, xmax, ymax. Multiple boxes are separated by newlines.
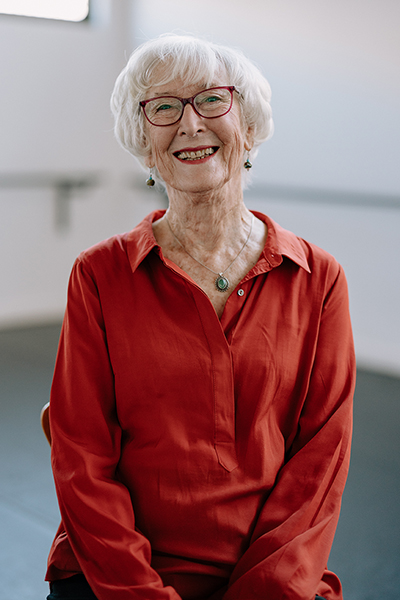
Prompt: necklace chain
<box><xmin>165</xmin><ymin>213</ymin><xmax>254</xmax><ymax>292</ymax></box>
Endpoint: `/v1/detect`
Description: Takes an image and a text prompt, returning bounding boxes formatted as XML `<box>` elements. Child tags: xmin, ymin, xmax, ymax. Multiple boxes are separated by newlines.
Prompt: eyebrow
<box><xmin>151</xmin><ymin>84</ymin><xmax>214</xmax><ymax>98</ymax></box>
<box><xmin>152</xmin><ymin>92</ymin><xmax>176</xmax><ymax>97</ymax></box>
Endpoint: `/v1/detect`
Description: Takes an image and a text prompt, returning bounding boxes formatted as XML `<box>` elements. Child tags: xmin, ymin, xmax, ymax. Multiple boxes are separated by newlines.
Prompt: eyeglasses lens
<box><xmin>144</xmin><ymin>88</ymin><xmax>233</xmax><ymax>126</ymax></box>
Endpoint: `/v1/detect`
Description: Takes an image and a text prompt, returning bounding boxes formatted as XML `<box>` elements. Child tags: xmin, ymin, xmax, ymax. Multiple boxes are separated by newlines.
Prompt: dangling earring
<box><xmin>146</xmin><ymin>168</ymin><xmax>155</xmax><ymax>187</ymax></box>
<box><xmin>244</xmin><ymin>151</ymin><xmax>252</xmax><ymax>170</ymax></box>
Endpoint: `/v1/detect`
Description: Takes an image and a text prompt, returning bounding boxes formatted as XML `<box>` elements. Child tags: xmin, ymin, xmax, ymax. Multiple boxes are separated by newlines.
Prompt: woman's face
<box><xmin>143</xmin><ymin>69</ymin><xmax>253</xmax><ymax>195</ymax></box>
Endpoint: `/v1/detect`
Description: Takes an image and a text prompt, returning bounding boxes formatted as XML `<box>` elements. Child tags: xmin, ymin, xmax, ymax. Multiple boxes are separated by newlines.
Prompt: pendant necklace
<box><xmin>165</xmin><ymin>214</ymin><xmax>254</xmax><ymax>292</ymax></box>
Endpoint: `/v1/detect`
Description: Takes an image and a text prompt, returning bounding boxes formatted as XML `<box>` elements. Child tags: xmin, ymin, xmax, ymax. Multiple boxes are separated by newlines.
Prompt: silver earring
<box><xmin>244</xmin><ymin>151</ymin><xmax>252</xmax><ymax>170</ymax></box>
<box><xmin>146</xmin><ymin>168</ymin><xmax>155</xmax><ymax>187</ymax></box>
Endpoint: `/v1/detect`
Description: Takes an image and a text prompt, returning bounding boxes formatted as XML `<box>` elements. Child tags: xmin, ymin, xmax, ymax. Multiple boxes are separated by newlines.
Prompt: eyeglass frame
<box><xmin>139</xmin><ymin>86</ymin><xmax>237</xmax><ymax>127</ymax></box>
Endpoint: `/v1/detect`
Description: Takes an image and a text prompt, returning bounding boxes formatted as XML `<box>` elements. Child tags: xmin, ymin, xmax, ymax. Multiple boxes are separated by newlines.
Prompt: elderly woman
<box><xmin>45</xmin><ymin>35</ymin><xmax>355</xmax><ymax>600</ymax></box>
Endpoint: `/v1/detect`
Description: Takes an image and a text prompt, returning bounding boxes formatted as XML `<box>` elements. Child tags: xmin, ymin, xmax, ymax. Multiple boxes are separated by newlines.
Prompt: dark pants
<box><xmin>47</xmin><ymin>575</ymin><xmax>97</xmax><ymax>600</ymax></box>
<box><xmin>47</xmin><ymin>574</ymin><xmax>327</xmax><ymax>599</ymax></box>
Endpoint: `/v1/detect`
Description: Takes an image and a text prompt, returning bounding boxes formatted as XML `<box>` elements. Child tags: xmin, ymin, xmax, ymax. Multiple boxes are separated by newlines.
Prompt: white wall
<box><xmin>0</xmin><ymin>0</ymin><xmax>165</xmax><ymax>324</ymax></box>
<box><xmin>134</xmin><ymin>0</ymin><xmax>400</xmax><ymax>194</ymax></box>
<box><xmin>1</xmin><ymin>0</ymin><xmax>399</xmax><ymax>375</ymax></box>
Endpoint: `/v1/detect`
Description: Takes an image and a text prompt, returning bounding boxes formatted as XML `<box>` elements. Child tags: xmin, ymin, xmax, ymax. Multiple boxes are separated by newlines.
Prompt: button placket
<box><xmin>191</xmin><ymin>288</ymin><xmax>239</xmax><ymax>472</ymax></box>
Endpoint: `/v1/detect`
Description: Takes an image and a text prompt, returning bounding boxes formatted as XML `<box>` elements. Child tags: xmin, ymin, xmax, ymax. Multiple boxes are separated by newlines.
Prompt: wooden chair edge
<box><xmin>40</xmin><ymin>401</ymin><xmax>51</xmax><ymax>445</ymax></box>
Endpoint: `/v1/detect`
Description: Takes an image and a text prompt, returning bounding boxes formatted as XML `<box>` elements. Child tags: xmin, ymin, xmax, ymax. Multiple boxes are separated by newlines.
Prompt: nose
<box><xmin>177</xmin><ymin>103</ymin><xmax>205</xmax><ymax>136</ymax></box>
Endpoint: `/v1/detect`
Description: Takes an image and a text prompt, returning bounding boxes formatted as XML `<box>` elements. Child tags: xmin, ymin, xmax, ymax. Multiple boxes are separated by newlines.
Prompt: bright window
<box><xmin>0</xmin><ymin>0</ymin><xmax>89</xmax><ymax>22</ymax></box>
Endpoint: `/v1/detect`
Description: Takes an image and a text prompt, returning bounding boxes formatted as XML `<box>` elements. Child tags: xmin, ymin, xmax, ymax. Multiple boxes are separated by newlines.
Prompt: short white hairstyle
<box><xmin>110</xmin><ymin>34</ymin><xmax>273</xmax><ymax>177</ymax></box>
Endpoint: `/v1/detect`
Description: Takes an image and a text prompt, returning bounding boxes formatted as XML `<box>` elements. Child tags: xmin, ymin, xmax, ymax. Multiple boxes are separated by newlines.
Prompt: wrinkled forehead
<box><xmin>144</xmin><ymin>56</ymin><xmax>229</xmax><ymax>95</ymax></box>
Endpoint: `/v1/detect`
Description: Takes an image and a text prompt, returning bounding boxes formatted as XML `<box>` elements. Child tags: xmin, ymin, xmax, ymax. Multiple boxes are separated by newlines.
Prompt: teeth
<box><xmin>177</xmin><ymin>147</ymin><xmax>215</xmax><ymax>160</ymax></box>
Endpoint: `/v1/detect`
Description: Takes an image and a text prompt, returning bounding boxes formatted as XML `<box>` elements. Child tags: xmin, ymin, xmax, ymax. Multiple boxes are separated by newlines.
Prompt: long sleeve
<box><xmin>222</xmin><ymin>265</ymin><xmax>355</xmax><ymax>600</ymax></box>
<box><xmin>49</xmin><ymin>257</ymin><xmax>181</xmax><ymax>600</ymax></box>
<box><xmin>46</xmin><ymin>212</ymin><xmax>356</xmax><ymax>600</ymax></box>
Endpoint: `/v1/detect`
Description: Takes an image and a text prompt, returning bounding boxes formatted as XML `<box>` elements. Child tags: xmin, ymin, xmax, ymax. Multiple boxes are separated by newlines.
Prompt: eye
<box><xmin>199</xmin><ymin>95</ymin><xmax>222</xmax><ymax>105</ymax></box>
<box><xmin>156</xmin><ymin>103</ymin><xmax>173</xmax><ymax>112</ymax></box>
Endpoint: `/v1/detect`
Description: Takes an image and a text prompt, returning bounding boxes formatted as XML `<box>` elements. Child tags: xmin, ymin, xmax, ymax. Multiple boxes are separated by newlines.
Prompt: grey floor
<box><xmin>0</xmin><ymin>323</ymin><xmax>399</xmax><ymax>600</ymax></box>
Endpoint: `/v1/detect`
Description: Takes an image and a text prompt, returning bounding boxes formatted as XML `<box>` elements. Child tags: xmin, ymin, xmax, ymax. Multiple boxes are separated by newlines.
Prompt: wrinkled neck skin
<box><xmin>162</xmin><ymin>171</ymin><xmax>253</xmax><ymax>256</ymax></box>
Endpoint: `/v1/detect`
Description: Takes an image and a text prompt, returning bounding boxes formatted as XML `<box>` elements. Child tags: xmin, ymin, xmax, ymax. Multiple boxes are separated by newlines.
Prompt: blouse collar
<box><xmin>126</xmin><ymin>209</ymin><xmax>311</xmax><ymax>275</ymax></box>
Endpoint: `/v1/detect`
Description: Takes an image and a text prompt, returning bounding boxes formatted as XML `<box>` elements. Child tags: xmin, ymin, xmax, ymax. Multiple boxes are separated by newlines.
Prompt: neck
<box><xmin>164</xmin><ymin>177</ymin><xmax>252</xmax><ymax>254</ymax></box>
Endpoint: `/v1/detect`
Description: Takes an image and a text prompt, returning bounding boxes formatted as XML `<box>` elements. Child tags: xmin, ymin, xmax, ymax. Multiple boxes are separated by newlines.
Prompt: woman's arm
<box><xmin>50</xmin><ymin>257</ymin><xmax>181</xmax><ymax>600</ymax></box>
<box><xmin>222</xmin><ymin>266</ymin><xmax>355</xmax><ymax>600</ymax></box>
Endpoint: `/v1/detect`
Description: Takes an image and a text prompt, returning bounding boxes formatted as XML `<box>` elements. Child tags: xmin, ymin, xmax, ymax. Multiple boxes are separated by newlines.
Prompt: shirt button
<box><xmin>237</xmin><ymin>289</ymin><xmax>245</xmax><ymax>297</ymax></box>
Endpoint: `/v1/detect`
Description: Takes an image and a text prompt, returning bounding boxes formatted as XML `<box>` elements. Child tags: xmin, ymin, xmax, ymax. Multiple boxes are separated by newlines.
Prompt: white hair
<box><xmin>110</xmin><ymin>34</ymin><xmax>274</xmax><ymax>181</ymax></box>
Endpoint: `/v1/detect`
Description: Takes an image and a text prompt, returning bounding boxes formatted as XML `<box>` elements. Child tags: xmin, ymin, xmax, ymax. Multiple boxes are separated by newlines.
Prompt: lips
<box><xmin>174</xmin><ymin>146</ymin><xmax>218</xmax><ymax>161</ymax></box>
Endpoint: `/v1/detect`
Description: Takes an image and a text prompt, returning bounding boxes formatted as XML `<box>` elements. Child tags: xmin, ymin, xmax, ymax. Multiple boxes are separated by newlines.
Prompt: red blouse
<box><xmin>46</xmin><ymin>210</ymin><xmax>355</xmax><ymax>600</ymax></box>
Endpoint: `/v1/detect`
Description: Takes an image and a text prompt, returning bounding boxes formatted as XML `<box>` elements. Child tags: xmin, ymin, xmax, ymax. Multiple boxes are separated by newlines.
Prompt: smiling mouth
<box><xmin>174</xmin><ymin>147</ymin><xmax>218</xmax><ymax>161</ymax></box>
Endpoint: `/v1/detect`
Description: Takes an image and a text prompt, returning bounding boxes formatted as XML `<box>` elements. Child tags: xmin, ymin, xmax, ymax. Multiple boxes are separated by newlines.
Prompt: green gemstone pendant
<box><xmin>215</xmin><ymin>274</ymin><xmax>230</xmax><ymax>292</ymax></box>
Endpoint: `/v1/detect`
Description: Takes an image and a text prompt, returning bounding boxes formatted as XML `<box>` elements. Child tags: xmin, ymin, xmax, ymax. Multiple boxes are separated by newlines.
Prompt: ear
<box><xmin>144</xmin><ymin>154</ymin><xmax>154</xmax><ymax>169</ymax></box>
<box><xmin>244</xmin><ymin>125</ymin><xmax>255</xmax><ymax>152</ymax></box>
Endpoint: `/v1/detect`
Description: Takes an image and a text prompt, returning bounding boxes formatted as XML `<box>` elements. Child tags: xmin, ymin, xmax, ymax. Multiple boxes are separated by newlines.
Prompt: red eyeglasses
<box><xmin>140</xmin><ymin>86</ymin><xmax>237</xmax><ymax>126</ymax></box>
